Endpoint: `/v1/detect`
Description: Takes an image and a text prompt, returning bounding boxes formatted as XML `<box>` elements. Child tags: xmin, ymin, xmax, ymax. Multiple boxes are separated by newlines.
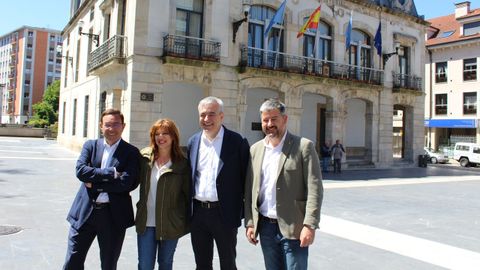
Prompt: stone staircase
<box><xmin>344</xmin><ymin>147</ymin><xmax>376</xmax><ymax>169</ymax></box>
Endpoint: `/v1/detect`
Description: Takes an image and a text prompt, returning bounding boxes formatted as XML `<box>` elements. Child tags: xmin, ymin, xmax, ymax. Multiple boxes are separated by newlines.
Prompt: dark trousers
<box><xmin>333</xmin><ymin>158</ymin><xmax>342</xmax><ymax>173</ymax></box>
<box><xmin>191</xmin><ymin>202</ymin><xmax>238</xmax><ymax>270</ymax></box>
<box><xmin>63</xmin><ymin>205</ymin><xmax>126</xmax><ymax>270</ymax></box>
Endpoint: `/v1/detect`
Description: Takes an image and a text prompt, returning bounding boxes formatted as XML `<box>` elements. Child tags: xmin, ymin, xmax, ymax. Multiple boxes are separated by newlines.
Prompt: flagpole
<box><xmin>274</xmin><ymin>27</ymin><xmax>283</xmax><ymax>70</ymax></box>
<box><xmin>313</xmin><ymin>10</ymin><xmax>321</xmax><ymax>74</ymax></box>
<box><xmin>312</xmin><ymin>17</ymin><xmax>319</xmax><ymax>58</ymax></box>
<box><xmin>379</xmin><ymin>12</ymin><xmax>382</xmax><ymax>70</ymax></box>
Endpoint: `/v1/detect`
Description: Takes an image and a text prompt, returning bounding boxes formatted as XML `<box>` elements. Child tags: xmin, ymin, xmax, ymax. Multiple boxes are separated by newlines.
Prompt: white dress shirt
<box><xmin>146</xmin><ymin>160</ymin><xmax>172</xmax><ymax>227</ymax></box>
<box><xmin>258</xmin><ymin>131</ymin><xmax>287</xmax><ymax>219</ymax></box>
<box><xmin>96</xmin><ymin>138</ymin><xmax>121</xmax><ymax>203</ymax></box>
<box><xmin>194</xmin><ymin>126</ymin><xmax>224</xmax><ymax>202</ymax></box>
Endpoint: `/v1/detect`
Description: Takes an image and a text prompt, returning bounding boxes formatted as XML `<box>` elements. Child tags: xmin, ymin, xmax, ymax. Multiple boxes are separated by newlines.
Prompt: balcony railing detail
<box><xmin>240</xmin><ymin>46</ymin><xmax>383</xmax><ymax>85</ymax></box>
<box><xmin>88</xmin><ymin>35</ymin><xmax>126</xmax><ymax>72</ymax></box>
<box><xmin>163</xmin><ymin>34</ymin><xmax>221</xmax><ymax>62</ymax></box>
<box><xmin>392</xmin><ymin>73</ymin><xmax>422</xmax><ymax>91</ymax></box>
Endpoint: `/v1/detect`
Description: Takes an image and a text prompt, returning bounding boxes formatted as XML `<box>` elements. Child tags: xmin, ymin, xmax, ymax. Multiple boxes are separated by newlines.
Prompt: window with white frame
<box><xmin>248</xmin><ymin>5</ymin><xmax>285</xmax><ymax>68</ymax></box>
<box><xmin>176</xmin><ymin>0</ymin><xmax>203</xmax><ymax>38</ymax></box>
<box><xmin>348</xmin><ymin>29</ymin><xmax>371</xmax><ymax>68</ymax></box>
<box><xmin>435</xmin><ymin>93</ymin><xmax>447</xmax><ymax>115</ymax></box>
<box><xmin>464</xmin><ymin>21</ymin><xmax>480</xmax><ymax>36</ymax></box>
<box><xmin>463</xmin><ymin>92</ymin><xmax>477</xmax><ymax>114</ymax></box>
<box><xmin>303</xmin><ymin>20</ymin><xmax>332</xmax><ymax>61</ymax></box>
<box><xmin>463</xmin><ymin>58</ymin><xmax>477</xmax><ymax>81</ymax></box>
<box><xmin>435</xmin><ymin>62</ymin><xmax>447</xmax><ymax>83</ymax></box>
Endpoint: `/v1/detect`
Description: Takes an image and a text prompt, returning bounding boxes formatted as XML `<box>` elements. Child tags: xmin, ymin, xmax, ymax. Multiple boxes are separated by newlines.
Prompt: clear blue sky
<box><xmin>0</xmin><ymin>0</ymin><xmax>479</xmax><ymax>36</ymax></box>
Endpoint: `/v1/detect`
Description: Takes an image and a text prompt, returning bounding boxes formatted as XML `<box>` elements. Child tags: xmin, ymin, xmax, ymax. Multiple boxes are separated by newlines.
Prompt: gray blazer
<box><xmin>245</xmin><ymin>132</ymin><xmax>323</xmax><ymax>239</ymax></box>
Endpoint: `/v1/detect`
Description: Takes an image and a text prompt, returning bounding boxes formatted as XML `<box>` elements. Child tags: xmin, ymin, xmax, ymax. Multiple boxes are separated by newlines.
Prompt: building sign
<box><xmin>424</xmin><ymin>119</ymin><xmax>477</xmax><ymax>128</ymax></box>
<box><xmin>140</xmin><ymin>92</ymin><xmax>154</xmax><ymax>101</ymax></box>
<box><xmin>251</xmin><ymin>122</ymin><xmax>262</xmax><ymax>131</ymax></box>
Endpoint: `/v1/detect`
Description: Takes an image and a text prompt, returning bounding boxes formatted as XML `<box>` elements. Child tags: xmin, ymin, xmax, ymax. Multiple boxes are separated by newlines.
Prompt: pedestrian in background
<box><xmin>331</xmin><ymin>139</ymin><xmax>345</xmax><ymax>173</ymax></box>
<box><xmin>187</xmin><ymin>96</ymin><xmax>250</xmax><ymax>270</ymax></box>
<box><xmin>321</xmin><ymin>141</ymin><xmax>331</xmax><ymax>173</ymax></box>
<box><xmin>245</xmin><ymin>99</ymin><xmax>323</xmax><ymax>270</ymax></box>
<box><xmin>63</xmin><ymin>108</ymin><xmax>140</xmax><ymax>270</ymax></box>
<box><xmin>135</xmin><ymin>119</ymin><xmax>191</xmax><ymax>270</ymax></box>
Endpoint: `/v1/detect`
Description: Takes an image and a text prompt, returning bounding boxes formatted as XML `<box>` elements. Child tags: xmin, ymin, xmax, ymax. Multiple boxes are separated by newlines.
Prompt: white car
<box><xmin>423</xmin><ymin>147</ymin><xmax>449</xmax><ymax>164</ymax></box>
<box><xmin>453</xmin><ymin>142</ymin><xmax>480</xmax><ymax>167</ymax></box>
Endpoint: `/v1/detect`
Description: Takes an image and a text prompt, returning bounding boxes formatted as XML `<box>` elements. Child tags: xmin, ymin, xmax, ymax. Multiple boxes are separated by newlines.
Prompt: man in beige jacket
<box><xmin>245</xmin><ymin>99</ymin><xmax>323</xmax><ymax>270</ymax></box>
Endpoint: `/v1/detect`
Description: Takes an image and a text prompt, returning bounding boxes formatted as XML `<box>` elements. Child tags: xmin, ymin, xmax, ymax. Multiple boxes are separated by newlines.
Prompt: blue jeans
<box><xmin>137</xmin><ymin>227</ymin><xmax>178</xmax><ymax>270</ymax></box>
<box><xmin>322</xmin><ymin>157</ymin><xmax>330</xmax><ymax>172</ymax></box>
<box><xmin>259</xmin><ymin>217</ymin><xmax>308</xmax><ymax>270</ymax></box>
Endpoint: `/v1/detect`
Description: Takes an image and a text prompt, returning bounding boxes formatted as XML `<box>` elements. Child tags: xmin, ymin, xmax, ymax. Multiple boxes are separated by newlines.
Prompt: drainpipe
<box><xmin>427</xmin><ymin>48</ymin><xmax>433</xmax><ymax>149</ymax></box>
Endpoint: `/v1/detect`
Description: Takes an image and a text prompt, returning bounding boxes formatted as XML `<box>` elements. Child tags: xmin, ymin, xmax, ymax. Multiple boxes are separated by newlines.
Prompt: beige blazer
<box><xmin>244</xmin><ymin>132</ymin><xmax>323</xmax><ymax>239</ymax></box>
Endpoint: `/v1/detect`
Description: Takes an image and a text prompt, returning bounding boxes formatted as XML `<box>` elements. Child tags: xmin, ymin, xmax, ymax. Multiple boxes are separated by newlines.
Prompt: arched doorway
<box><xmin>345</xmin><ymin>98</ymin><xmax>373</xmax><ymax>163</ymax></box>
<box><xmin>301</xmin><ymin>92</ymin><xmax>329</xmax><ymax>152</ymax></box>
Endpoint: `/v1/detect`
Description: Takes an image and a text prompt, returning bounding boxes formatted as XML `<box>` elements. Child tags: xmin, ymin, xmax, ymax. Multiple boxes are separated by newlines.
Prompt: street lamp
<box><xmin>56</xmin><ymin>45</ymin><xmax>73</xmax><ymax>65</ymax></box>
<box><xmin>78</xmin><ymin>20</ymin><xmax>100</xmax><ymax>46</ymax></box>
<box><xmin>383</xmin><ymin>41</ymin><xmax>402</xmax><ymax>66</ymax></box>
<box><xmin>232</xmin><ymin>1</ymin><xmax>252</xmax><ymax>43</ymax></box>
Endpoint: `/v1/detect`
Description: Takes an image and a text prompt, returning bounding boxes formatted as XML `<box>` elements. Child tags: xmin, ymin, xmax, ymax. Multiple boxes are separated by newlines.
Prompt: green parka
<box><xmin>135</xmin><ymin>147</ymin><xmax>191</xmax><ymax>240</ymax></box>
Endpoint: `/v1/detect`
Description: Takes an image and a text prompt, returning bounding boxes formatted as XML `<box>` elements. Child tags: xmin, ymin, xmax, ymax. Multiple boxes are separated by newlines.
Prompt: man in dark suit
<box><xmin>187</xmin><ymin>96</ymin><xmax>250</xmax><ymax>270</ymax></box>
<box><xmin>245</xmin><ymin>99</ymin><xmax>323</xmax><ymax>270</ymax></box>
<box><xmin>63</xmin><ymin>108</ymin><xmax>140</xmax><ymax>270</ymax></box>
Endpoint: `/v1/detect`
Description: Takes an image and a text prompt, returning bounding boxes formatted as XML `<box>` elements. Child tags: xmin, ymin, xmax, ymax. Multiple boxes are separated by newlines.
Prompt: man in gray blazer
<box><xmin>244</xmin><ymin>99</ymin><xmax>323</xmax><ymax>270</ymax></box>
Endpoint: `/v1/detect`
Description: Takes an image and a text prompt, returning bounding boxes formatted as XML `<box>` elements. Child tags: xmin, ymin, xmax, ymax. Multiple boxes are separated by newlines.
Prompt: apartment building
<box><xmin>58</xmin><ymin>0</ymin><xmax>427</xmax><ymax>168</ymax></box>
<box><xmin>425</xmin><ymin>1</ymin><xmax>480</xmax><ymax>150</ymax></box>
<box><xmin>0</xmin><ymin>26</ymin><xmax>63</xmax><ymax>124</ymax></box>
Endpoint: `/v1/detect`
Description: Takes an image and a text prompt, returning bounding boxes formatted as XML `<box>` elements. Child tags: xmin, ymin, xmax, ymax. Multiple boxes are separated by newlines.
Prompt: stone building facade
<box><xmin>58</xmin><ymin>0</ymin><xmax>427</xmax><ymax>168</ymax></box>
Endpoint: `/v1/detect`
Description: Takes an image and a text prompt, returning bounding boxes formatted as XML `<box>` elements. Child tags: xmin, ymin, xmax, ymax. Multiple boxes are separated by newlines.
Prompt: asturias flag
<box><xmin>264</xmin><ymin>0</ymin><xmax>287</xmax><ymax>38</ymax></box>
<box><xmin>297</xmin><ymin>6</ymin><xmax>321</xmax><ymax>38</ymax></box>
<box><xmin>345</xmin><ymin>11</ymin><xmax>353</xmax><ymax>51</ymax></box>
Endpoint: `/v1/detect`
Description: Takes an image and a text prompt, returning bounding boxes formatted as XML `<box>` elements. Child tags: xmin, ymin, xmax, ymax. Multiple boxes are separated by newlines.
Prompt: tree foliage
<box><xmin>43</xmin><ymin>80</ymin><xmax>60</xmax><ymax>111</ymax></box>
<box><xmin>28</xmin><ymin>80</ymin><xmax>59</xmax><ymax>127</ymax></box>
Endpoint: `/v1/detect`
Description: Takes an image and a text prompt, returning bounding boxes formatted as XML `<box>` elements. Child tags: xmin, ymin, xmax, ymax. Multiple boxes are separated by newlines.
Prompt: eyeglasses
<box><xmin>103</xmin><ymin>122</ymin><xmax>123</xmax><ymax>129</ymax></box>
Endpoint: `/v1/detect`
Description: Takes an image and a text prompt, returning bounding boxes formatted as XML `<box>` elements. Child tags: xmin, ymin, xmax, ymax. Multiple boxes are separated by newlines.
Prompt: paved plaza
<box><xmin>1</xmin><ymin>137</ymin><xmax>480</xmax><ymax>269</ymax></box>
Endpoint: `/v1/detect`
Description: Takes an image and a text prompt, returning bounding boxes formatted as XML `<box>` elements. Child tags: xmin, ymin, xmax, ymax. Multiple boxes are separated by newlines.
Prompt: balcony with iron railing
<box><xmin>240</xmin><ymin>46</ymin><xmax>384</xmax><ymax>86</ymax></box>
<box><xmin>392</xmin><ymin>73</ymin><xmax>422</xmax><ymax>92</ymax></box>
<box><xmin>88</xmin><ymin>35</ymin><xmax>127</xmax><ymax>73</ymax></box>
<box><xmin>163</xmin><ymin>34</ymin><xmax>221</xmax><ymax>63</ymax></box>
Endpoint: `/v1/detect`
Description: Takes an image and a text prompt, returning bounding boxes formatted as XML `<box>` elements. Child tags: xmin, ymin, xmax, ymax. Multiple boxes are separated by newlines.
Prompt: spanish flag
<box><xmin>297</xmin><ymin>6</ymin><xmax>321</xmax><ymax>38</ymax></box>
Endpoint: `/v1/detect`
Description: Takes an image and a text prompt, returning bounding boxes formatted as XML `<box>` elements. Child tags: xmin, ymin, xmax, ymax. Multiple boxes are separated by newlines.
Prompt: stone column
<box><xmin>377</xmin><ymin>89</ymin><xmax>393</xmax><ymax>167</ymax></box>
<box><xmin>403</xmin><ymin>106</ymin><xmax>414</xmax><ymax>162</ymax></box>
<box><xmin>328</xmin><ymin>103</ymin><xmax>346</xmax><ymax>144</ymax></box>
<box><xmin>365</xmin><ymin>109</ymin><xmax>374</xmax><ymax>162</ymax></box>
<box><xmin>284</xmin><ymin>86</ymin><xmax>303</xmax><ymax>135</ymax></box>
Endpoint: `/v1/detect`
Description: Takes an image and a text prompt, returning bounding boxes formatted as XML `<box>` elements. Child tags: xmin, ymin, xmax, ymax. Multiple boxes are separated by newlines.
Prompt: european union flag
<box><xmin>264</xmin><ymin>0</ymin><xmax>287</xmax><ymax>38</ymax></box>
<box><xmin>374</xmin><ymin>22</ymin><xmax>382</xmax><ymax>56</ymax></box>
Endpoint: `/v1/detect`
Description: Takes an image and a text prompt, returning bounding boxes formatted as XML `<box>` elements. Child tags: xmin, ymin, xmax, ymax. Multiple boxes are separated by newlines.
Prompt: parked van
<box><xmin>453</xmin><ymin>142</ymin><xmax>480</xmax><ymax>167</ymax></box>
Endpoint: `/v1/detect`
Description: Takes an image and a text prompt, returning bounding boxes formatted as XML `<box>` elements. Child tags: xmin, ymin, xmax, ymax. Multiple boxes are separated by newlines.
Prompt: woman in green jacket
<box><xmin>135</xmin><ymin>119</ymin><xmax>191</xmax><ymax>270</ymax></box>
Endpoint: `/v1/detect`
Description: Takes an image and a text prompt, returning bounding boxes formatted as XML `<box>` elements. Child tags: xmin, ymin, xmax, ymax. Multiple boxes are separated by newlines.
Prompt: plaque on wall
<box><xmin>251</xmin><ymin>122</ymin><xmax>262</xmax><ymax>131</ymax></box>
<box><xmin>140</xmin><ymin>92</ymin><xmax>154</xmax><ymax>101</ymax></box>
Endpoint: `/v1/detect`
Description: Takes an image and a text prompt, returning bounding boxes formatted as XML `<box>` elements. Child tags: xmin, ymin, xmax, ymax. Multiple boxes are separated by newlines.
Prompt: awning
<box><xmin>424</xmin><ymin>119</ymin><xmax>477</xmax><ymax>128</ymax></box>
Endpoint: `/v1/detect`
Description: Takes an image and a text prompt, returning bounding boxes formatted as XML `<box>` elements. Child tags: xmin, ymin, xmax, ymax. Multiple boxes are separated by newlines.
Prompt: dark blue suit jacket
<box><xmin>187</xmin><ymin>126</ymin><xmax>250</xmax><ymax>229</ymax></box>
<box><xmin>67</xmin><ymin>139</ymin><xmax>140</xmax><ymax>230</ymax></box>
